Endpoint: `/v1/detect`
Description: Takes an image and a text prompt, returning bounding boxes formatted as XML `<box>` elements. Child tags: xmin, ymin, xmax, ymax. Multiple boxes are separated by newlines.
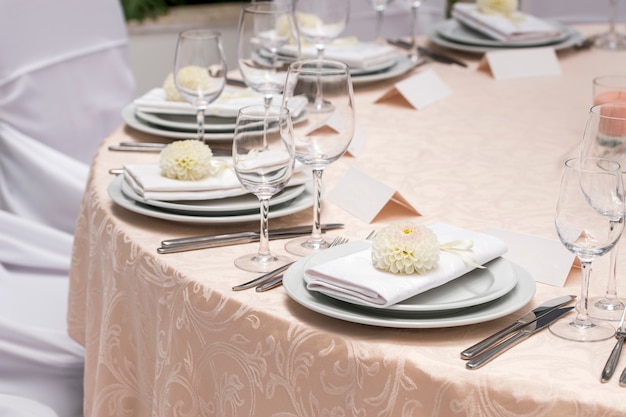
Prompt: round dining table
<box><xmin>68</xmin><ymin>24</ymin><xmax>626</xmax><ymax>416</ymax></box>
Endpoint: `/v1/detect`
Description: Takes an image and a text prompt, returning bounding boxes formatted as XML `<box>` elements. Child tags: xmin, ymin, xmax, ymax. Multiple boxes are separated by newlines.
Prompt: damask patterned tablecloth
<box><xmin>68</xmin><ymin>26</ymin><xmax>626</xmax><ymax>416</ymax></box>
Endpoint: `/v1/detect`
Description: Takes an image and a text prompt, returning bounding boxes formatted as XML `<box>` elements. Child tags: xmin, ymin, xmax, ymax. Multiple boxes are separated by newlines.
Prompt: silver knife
<box><xmin>466</xmin><ymin>306</ymin><xmax>574</xmax><ymax>370</ymax></box>
<box><xmin>160</xmin><ymin>223</ymin><xmax>343</xmax><ymax>247</ymax></box>
<box><xmin>461</xmin><ymin>295</ymin><xmax>576</xmax><ymax>359</ymax></box>
<box><xmin>157</xmin><ymin>231</ymin><xmax>308</xmax><ymax>254</ymax></box>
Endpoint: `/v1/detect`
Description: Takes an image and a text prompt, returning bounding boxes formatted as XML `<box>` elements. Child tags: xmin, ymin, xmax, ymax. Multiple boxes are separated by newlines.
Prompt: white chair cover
<box><xmin>0</xmin><ymin>0</ymin><xmax>136</xmax><ymax>416</ymax></box>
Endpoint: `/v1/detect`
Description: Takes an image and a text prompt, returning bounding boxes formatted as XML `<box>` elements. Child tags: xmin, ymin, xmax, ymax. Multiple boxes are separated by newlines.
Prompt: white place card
<box><xmin>347</xmin><ymin>124</ymin><xmax>368</xmax><ymax>157</ymax></box>
<box><xmin>484</xmin><ymin>227</ymin><xmax>575</xmax><ymax>287</ymax></box>
<box><xmin>326</xmin><ymin>166</ymin><xmax>420</xmax><ymax>223</ymax></box>
<box><xmin>480</xmin><ymin>47</ymin><xmax>561</xmax><ymax>80</ymax></box>
<box><xmin>375</xmin><ymin>69</ymin><xmax>452</xmax><ymax>110</ymax></box>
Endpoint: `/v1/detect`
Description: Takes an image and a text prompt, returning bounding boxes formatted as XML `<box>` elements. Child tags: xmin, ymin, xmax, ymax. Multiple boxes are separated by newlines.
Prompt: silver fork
<box><xmin>603</xmin><ymin>307</ymin><xmax>626</xmax><ymax>382</ymax></box>
<box><xmin>253</xmin><ymin>236</ymin><xmax>350</xmax><ymax>292</ymax></box>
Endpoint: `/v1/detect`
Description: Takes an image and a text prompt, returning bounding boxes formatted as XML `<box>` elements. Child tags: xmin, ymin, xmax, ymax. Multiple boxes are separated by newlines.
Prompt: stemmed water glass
<box><xmin>401</xmin><ymin>0</ymin><xmax>425</xmax><ymax>54</ymax></box>
<box><xmin>594</xmin><ymin>0</ymin><xmax>626</xmax><ymax>50</ymax></box>
<box><xmin>580</xmin><ymin>103</ymin><xmax>626</xmax><ymax>321</ymax></box>
<box><xmin>237</xmin><ymin>2</ymin><xmax>300</xmax><ymax>109</ymax></box>
<box><xmin>232</xmin><ymin>105</ymin><xmax>296</xmax><ymax>273</ymax></box>
<box><xmin>294</xmin><ymin>0</ymin><xmax>350</xmax><ymax>60</ymax></box>
<box><xmin>173</xmin><ymin>30</ymin><xmax>227</xmax><ymax>143</ymax></box>
<box><xmin>282</xmin><ymin>59</ymin><xmax>355</xmax><ymax>256</ymax></box>
<box><xmin>368</xmin><ymin>0</ymin><xmax>395</xmax><ymax>45</ymax></box>
<box><xmin>550</xmin><ymin>157</ymin><xmax>625</xmax><ymax>342</ymax></box>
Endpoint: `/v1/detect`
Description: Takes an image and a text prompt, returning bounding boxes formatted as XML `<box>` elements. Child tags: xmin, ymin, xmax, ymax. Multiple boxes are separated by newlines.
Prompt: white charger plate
<box><xmin>284</xmin><ymin>250</ymin><xmax>535</xmax><ymax>328</ymax></box>
<box><xmin>302</xmin><ymin>241</ymin><xmax>519</xmax><ymax>313</ymax></box>
<box><xmin>108</xmin><ymin>175</ymin><xmax>314</xmax><ymax>224</ymax></box>
<box><xmin>121</xmin><ymin>179</ymin><xmax>306</xmax><ymax>215</ymax></box>
<box><xmin>351</xmin><ymin>55</ymin><xmax>416</xmax><ymax>86</ymax></box>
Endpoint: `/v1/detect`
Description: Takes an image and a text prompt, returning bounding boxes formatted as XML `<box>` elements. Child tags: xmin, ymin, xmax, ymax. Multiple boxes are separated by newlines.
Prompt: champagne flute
<box><xmin>580</xmin><ymin>103</ymin><xmax>626</xmax><ymax>320</ymax></box>
<box><xmin>282</xmin><ymin>59</ymin><xmax>355</xmax><ymax>256</ymax></box>
<box><xmin>237</xmin><ymin>2</ymin><xmax>300</xmax><ymax>109</ymax></box>
<box><xmin>550</xmin><ymin>157</ymin><xmax>624</xmax><ymax>342</ymax></box>
<box><xmin>232</xmin><ymin>105</ymin><xmax>296</xmax><ymax>273</ymax></box>
<box><xmin>368</xmin><ymin>0</ymin><xmax>395</xmax><ymax>45</ymax></box>
<box><xmin>594</xmin><ymin>0</ymin><xmax>626</xmax><ymax>51</ymax></box>
<box><xmin>173</xmin><ymin>30</ymin><xmax>227</xmax><ymax>143</ymax></box>
<box><xmin>294</xmin><ymin>0</ymin><xmax>350</xmax><ymax>59</ymax></box>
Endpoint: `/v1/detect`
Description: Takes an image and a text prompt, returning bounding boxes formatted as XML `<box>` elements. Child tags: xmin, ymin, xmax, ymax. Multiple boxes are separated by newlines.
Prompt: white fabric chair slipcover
<box><xmin>0</xmin><ymin>0</ymin><xmax>136</xmax><ymax>416</ymax></box>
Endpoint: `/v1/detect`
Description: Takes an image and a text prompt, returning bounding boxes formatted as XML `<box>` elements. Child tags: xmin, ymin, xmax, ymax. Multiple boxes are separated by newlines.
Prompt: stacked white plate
<box><xmin>283</xmin><ymin>241</ymin><xmax>536</xmax><ymax>328</ymax></box>
<box><xmin>428</xmin><ymin>19</ymin><xmax>584</xmax><ymax>54</ymax></box>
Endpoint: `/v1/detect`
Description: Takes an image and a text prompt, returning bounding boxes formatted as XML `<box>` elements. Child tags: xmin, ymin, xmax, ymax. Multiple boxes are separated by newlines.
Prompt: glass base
<box><xmin>594</xmin><ymin>31</ymin><xmax>626</xmax><ymax>50</ymax></box>
<box><xmin>285</xmin><ymin>235</ymin><xmax>333</xmax><ymax>257</ymax></box>
<box><xmin>234</xmin><ymin>253</ymin><xmax>292</xmax><ymax>273</ymax></box>
<box><xmin>588</xmin><ymin>296</ymin><xmax>626</xmax><ymax>321</ymax></box>
<box><xmin>549</xmin><ymin>318</ymin><xmax>615</xmax><ymax>342</ymax></box>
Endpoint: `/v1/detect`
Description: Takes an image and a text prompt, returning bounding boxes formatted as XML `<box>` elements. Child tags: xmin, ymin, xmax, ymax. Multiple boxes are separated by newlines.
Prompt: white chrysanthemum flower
<box><xmin>159</xmin><ymin>140</ymin><xmax>217</xmax><ymax>181</ymax></box>
<box><xmin>163</xmin><ymin>66</ymin><xmax>215</xmax><ymax>102</ymax></box>
<box><xmin>477</xmin><ymin>0</ymin><xmax>519</xmax><ymax>16</ymax></box>
<box><xmin>371</xmin><ymin>222</ymin><xmax>440</xmax><ymax>275</ymax></box>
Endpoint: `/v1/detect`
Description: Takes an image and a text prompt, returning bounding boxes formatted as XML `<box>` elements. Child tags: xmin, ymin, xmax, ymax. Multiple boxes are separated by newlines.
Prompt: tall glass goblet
<box><xmin>594</xmin><ymin>0</ymin><xmax>626</xmax><ymax>51</ymax></box>
<box><xmin>294</xmin><ymin>0</ymin><xmax>350</xmax><ymax>59</ymax></box>
<box><xmin>550</xmin><ymin>157</ymin><xmax>624</xmax><ymax>342</ymax></box>
<box><xmin>368</xmin><ymin>0</ymin><xmax>395</xmax><ymax>45</ymax></box>
<box><xmin>580</xmin><ymin>103</ymin><xmax>626</xmax><ymax>320</ymax></box>
<box><xmin>173</xmin><ymin>30</ymin><xmax>227</xmax><ymax>143</ymax></box>
<box><xmin>282</xmin><ymin>59</ymin><xmax>355</xmax><ymax>256</ymax></box>
<box><xmin>232</xmin><ymin>105</ymin><xmax>296</xmax><ymax>273</ymax></box>
<box><xmin>237</xmin><ymin>2</ymin><xmax>300</xmax><ymax>109</ymax></box>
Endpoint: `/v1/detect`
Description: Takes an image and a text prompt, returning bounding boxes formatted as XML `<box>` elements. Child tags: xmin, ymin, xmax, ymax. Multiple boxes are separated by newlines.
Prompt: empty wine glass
<box><xmin>550</xmin><ymin>157</ymin><xmax>624</xmax><ymax>342</ymax></box>
<box><xmin>580</xmin><ymin>103</ymin><xmax>626</xmax><ymax>321</ymax></box>
<box><xmin>594</xmin><ymin>0</ymin><xmax>626</xmax><ymax>50</ymax></box>
<box><xmin>368</xmin><ymin>0</ymin><xmax>395</xmax><ymax>45</ymax></box>
<box><xmin>173</xmin><ymin>30</ymin><xmax>227</xmax><ymax>143</ymax></box>
<box><xmin>282</xmin><ymin>59</ymin><xmax>355</xmax><ymax>256</ymax></box>
<box><xmin>294</xmin><ymin>0</ymin><xmax>350</xmax><ymax>59</ymax></box>
<box><xmin>237</xmin><ymin>2</ymin><xmax>300</xmax><ymax>109</ymax></box>
<box><xmin>232</xmin><ymin>105</ymin><xmax>296</xmax><ymax>273</ymax></box>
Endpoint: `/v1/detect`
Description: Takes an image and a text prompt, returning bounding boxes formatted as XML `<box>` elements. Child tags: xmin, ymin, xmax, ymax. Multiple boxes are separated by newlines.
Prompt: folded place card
<box><xmin>375</xmin><ymin>69</ymin><xmax>452</xmax><ymax>110</ymax></box>
<box><xmin>479</xmin><ymin>47</ymin><xmax>561</xmax><ymax>80</ymax></box>
<box><xmin>326</xmin><ymin>166</ymin><xmax>419</xmax><ymax>223</ymax></box>
<box><xmin>347</xmin><ymin>124</ymin><xmax>367</xmax><ymax>157</ymax></box>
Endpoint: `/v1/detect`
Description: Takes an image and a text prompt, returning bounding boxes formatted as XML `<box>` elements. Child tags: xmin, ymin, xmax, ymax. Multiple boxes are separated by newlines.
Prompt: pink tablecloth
<box><xmin>69</xmin><ymin>26</ymin><xmax>626</xmax><ymax>416</ymax></box>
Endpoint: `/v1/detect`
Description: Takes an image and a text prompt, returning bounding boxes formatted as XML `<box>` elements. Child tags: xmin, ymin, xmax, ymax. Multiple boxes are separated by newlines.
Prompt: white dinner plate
<box><xmin>302</xmin><ymin>241</ymin><xmax>519</xmax><ymax>313</ymax></box>
<box><xmin>349</xmin><ymin>56</ymin><xmax>399</xmax><ymax>76</ymax></box>
<box><xmin>108</xmin><ymin>175</ymin><xmax>314</xmax><ymax>224</ymax></box>
<box><xmin>135</xmin><ymin>110</ymin><xmax>237</xmax><ymax>132</ymax></box>
<box><xmin>428</xmin><ymin>24</ymin><xmax>583</xmax><ymax>54</ymax></box>
<box><xmin>351</xmin><ymin>55</ymin><xmax>416</xmax><ymax>86</ymax></box>
<box><xmin>436</xmin><ymin>19</ymin><xmax>569</xmax><ymax>48</ymax></box>
<box><xmin>283</xmin><ymin>253</ymin><xmax>535</xmax><ymax>328</ymax></box>
<box><xmin>121</xmin><ymin>178</ymin><xmax>306</xmax><ymax>215</ymax></box>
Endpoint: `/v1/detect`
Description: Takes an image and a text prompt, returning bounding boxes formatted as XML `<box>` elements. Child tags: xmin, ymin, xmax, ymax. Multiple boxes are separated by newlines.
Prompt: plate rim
<box><xmin>135</xmin><ymin>110</ymin><xmax>237</xmax><ymax>132</ymax></box>
<box><xmin>351</xmin><ymin>54</ymin><xmax>415</xmax><ymax>85</ymax></box>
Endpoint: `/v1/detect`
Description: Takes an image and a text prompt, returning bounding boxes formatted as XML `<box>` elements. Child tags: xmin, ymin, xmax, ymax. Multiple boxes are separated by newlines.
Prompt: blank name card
<box><xmin>327</xmin><ymin>166</ymin><xmax>420</xmax><ymax>223</ymax></box>
<box><xmin>375</xmin><ymin>69</ymin><xmax>452</xmax><ymax>110</ymax></box>
<box><xmin>480</xmin><ymin>47</ymin><xmax>561</xmax><ymax>80</ymax></box>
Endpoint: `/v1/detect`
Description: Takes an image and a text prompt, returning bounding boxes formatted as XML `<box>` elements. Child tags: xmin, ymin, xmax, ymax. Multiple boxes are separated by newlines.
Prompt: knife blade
<box><xmin>160</xmin><ymin>223</ymin><xmax>344</xmax><ymax>247</ymax></box>
<box><xmin>460</xmin><ymin>295</ymin><xmax>576</xmax><ymax>359</ymax></box>
<box><xmin>157</xmin><ymin>231</ymin><xmax>311</xmax><ymax>254</ymax></box>
<box><xmin>466</xmin><ymin>306</ymin><xmax>574</xmax><ymax>370</ymax></box>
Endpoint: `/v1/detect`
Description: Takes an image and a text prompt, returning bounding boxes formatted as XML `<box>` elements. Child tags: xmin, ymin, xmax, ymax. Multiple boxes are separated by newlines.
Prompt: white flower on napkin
<box><xmin>477</xmin><ymin>0</ymin><xmax>519</xmax><ymax>18</ymax></box>
<box><xmin>159</xmin><ymin>140</ymin><xmax>228</xmax><ymax>181</ymax></box>
<box><xmin>371</xmin><ymin>222</ymin><xmax>440</xmax><ymax>274</ymax></box>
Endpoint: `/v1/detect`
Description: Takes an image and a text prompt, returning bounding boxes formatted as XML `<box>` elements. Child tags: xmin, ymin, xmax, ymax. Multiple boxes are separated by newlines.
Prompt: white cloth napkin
<box><xmin>452</xmin><ymin>3</ymin><xmax>561</xmax><ymax>42</ymax></box>
<box><xmin>304</xmin><ymin>222</ymin><xmax>508</xmax><ymax>308</ymax></box>
<box><xmin>281</xmin><ymin>40</ymin><xmax>399</xmax><ymax>69</ymax></box>
<box><xmin>123</xmin><ymin>159</ymin><xmax>310</xmax><ymax>201</ymax></box>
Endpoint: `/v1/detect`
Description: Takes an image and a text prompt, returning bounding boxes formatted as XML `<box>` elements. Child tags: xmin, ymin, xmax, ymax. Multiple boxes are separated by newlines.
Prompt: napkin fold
<box><xmin>123</xmin><ymin>159</ymin><xmax>310</xmax><ymax>201</ymax></box>
<box><xmin>304</xmin><ymin>222</ymin><xmax>508</xmax><ymax>308</ymax></box>
<box><xmin>281</xmin><ymin>39</ymin><xmax>399</xmax><ymax>69</ymax></box>
<box><xmin>452</xmin><ymin>3</ymin><xmax>561</xmax><ymax>42</ymax></box>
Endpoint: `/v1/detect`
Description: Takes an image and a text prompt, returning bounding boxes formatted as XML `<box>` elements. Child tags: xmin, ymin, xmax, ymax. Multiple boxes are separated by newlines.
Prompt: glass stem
<box><xmin>196</xmin><ymin>108</ymin><xmax>205</xmax><ymax>143</ymax></box>
<box><xmin>410</xmin><ymin>5</ymin><xmax>418</xmax><ymax>49</ymax></box>
<box><xmin>310</xmin><ymin>168</ymin><xmax>325</xmax><ymax>242</ymax></box>
<box><xmin>609</xmin><ymin>0</ymin><xmax>617</xmax><ymax>36</ymax></box>
<box><xmin>258</xmin><ymin>197</ymin><xmax>271</xmax><ymax>259</ymax></box>
<box><xmin>316</xmin><ymin>45</ymin><xmax>325</xmax><ymax>60</ymax></box>
<box><xmin>263</xmin><ymin>95</ymin><xmax>272</xmax><ymax>149</ymax></box>
<box><xmin>575</xmin><ymin>260</ymin><xmax>594</xmax><ymax>327</ymax></box>
<box><xmin>605</xmin><ymin>244</ymin><xmax>620</xmax><ymax>301</ymax></box>
<box><xmin>375</xmin><ymin>9</ymin><xmax>384</xmax><ymax>44</ymax></box>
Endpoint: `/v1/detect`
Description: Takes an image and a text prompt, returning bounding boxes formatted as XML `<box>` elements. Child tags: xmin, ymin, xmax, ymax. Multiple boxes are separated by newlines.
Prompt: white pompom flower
<box><xmin>160</xmin><ymin>140</ymin><xmax>220</xmax><ymax>181</ymax></box>
<box><xmin>371</xmin><ymin>222</ymin><xmax>440</xmax><ymax>275</ymax></box>
<box><xmin>477</xmin><ymin>0</ymin><xmax>519</xmax><ymax>16</ymax></box>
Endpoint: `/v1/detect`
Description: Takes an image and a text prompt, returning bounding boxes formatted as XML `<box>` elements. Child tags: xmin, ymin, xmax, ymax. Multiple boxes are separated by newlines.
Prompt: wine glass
<box><xmin>550</xmin><ymin>157</ymin><xmax>624</xmax><ymax>342</ymax></box>
<box><xmin>237</xmin><ymin>2</ymin><xmax>300</xmax><ymax>109</ymax></box>
<box><xmin>232</xmin><ymin>105</ymin><xmax>296</xmax><ymax>273</ymax></box>
<box><xmin>282</xmin><ymin>59</ymin><xmax>355</xmax><ymax>256</ymax></box>
<box><xmin>368</xmin><ymin>0</ymin><xmax>395</xmax><ymax>45</ymax></box>
<box><xmin>173</xmin><ymin>30</ymin><xmax>227</xmax><ymax>143</ymax></box>
<box><xmin>580</xmin><ymin>103</ymin><xmax>626</xmax><ymax>320</ymax></box>
<box><xmin>594</xmin><ymin>0</ymin><xmax>626</xmax><ymax>51</ymax></box>
<box><xmin>294</xmin><ymin>0</ymin><xmax>350</xmax><ymax>59</ymax></box>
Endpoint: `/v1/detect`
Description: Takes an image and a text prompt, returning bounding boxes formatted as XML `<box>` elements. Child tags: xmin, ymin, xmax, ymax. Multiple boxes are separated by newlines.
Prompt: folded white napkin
<box><xmin>123</xmin><ymin>159</ymin><xmax>310</xmax><ymax>201</ymax></box>
<box><xmin>281</xmin><ymin>40</ymin><xmax>399</xmax><ymax>69</ymax></box>
<box><xmin>304</xmin><ymin>222</ymin><xmax>508</xmax><ymax>308</ymax></box>
<box><xmin>452</xmin><ymin>3</ymin><xmax>561</xmax><ymax>42</ymax></box>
